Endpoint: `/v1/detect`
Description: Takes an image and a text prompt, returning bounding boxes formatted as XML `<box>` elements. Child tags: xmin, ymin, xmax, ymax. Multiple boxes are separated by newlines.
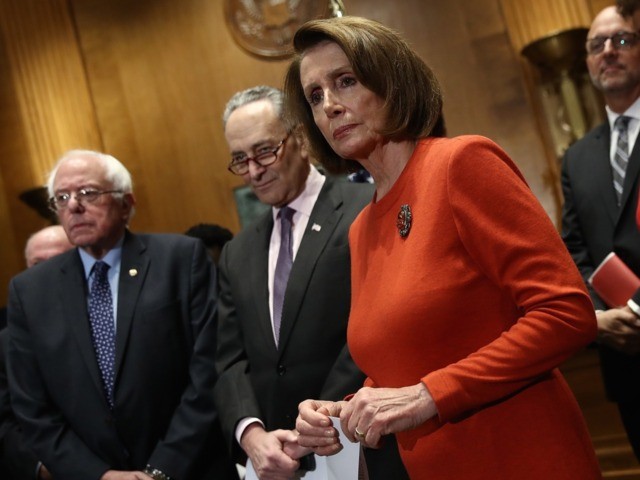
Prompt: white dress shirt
<box><xmin>606</xmin><ymin>97</ymin><xmax>640</xmax><ymax>165</ymax></box>
<box><xmin>235</xmin><ymin>165</ymin><xmax>326</xmax><ymax>445</ymax></box>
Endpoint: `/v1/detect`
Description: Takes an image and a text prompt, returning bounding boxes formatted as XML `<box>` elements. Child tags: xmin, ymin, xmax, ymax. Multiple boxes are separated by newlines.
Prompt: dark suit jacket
<box><xmin>214</xmin><ymin>177</ymin><xmax>371</xmax><ymax>450</ymax></box>
<box><xmin>6</xmin><ymin>232</ymin><xmax>238</xmax><ymax>480</ymax></box>
<box><xmin>213</xmin><ymin>177</ymin><xmax>410</xmax><ymax>480</ymax></box>
<box><xmin>0</xmin><ymin>329</ymin><xmax>40</xmax><ymax>480</ymax></box>
<box><xmin>562</xmin><ymin>121</ymin><xmax>640</xmax><ymax>402</ymax></box>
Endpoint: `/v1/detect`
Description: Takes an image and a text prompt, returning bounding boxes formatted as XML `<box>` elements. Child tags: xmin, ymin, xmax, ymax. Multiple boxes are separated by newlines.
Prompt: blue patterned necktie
<box><xmin>613</xmin><ymin>115</ymin><xmax>631</xmax><ymax>205</ymax></box>
<box><xmin>88</xmin><ymin>261</ymin><xmax>116</xmax><ymax>408</ymax></box>
<box><xmin>273</xmin><ymin>206</ymin><xmax>295</xmax><ymax>346</ymax></box>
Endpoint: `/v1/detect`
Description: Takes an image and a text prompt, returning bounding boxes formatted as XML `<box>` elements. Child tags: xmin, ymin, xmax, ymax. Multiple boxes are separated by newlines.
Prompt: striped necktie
<box><xmin>613</xmin><ymin>115</ymin><xmax>631</xmax><ymax>205</ymax></box>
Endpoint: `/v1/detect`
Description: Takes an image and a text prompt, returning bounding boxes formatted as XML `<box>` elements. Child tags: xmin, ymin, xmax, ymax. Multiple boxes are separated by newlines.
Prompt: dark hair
<box><xmin>617</xmin><ymin>0</ymin><xmax>640</xmax><ymax>16</ymax></box>
<box><xmin>184</xmin><ymin>224</ymin><xmax>233</xmax><ymax>249</ymax></box>
<box><xmin>431</xmin><ymin>110</ymin><xmax>447</xmax><ymax>138</ymax></box>
<box><xmin>284</xmin><ymin>16</ymin><xmax>443</xmax><ymax>174</ymax></box>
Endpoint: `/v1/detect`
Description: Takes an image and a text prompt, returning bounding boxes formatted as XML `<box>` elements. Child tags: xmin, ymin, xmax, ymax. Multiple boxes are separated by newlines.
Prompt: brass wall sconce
<box><xmin>522</xmin><ymin>28</ymin><xmax>604</xmax><ymax>159</ymax></box>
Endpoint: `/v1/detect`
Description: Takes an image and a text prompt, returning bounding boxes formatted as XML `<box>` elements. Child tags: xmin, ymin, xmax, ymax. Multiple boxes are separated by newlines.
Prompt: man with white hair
<box><xmin>6</xmin><ymin>150</ymin><xmax>238</xmax><ymax>480</ymax></box>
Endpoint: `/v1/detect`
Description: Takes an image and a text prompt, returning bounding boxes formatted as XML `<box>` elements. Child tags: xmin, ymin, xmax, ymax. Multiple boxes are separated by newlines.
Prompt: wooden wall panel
<box><xmin>0</xmin><ymin>0</ymin><xmax>100</xmax><ymax>304</ymax></box>
<box><xmin>0</xmin><ymin>0</ymin><xmax>101</xmax><ymax>179</ymax></box>
<box><xmin>1</xmin><ymin>0</ymin><xmax>637</xmax><ymax>472</ymax></box>
<box><xmin>67</xmin><ymin>0</ymin><xmax>561</xmax><ymax>234</ymax></box>
<box><xmin>0</xmin><ymin>0</ymin><xmax>611</xmax><ymax>301</ymax></box>
<box><xmin>0</xmin><ymin>32</ymin><xmax>30</xmax><ymax>299</ymax></box>
<box><xmin>590</xmin><ymin>0</ymin><xmax>616</xmax><ymax>16</ymax></box>
<box><xmin>70</xmin><ymin>0</ymin><xmax>290</xmax><ymax>235</ymax></box>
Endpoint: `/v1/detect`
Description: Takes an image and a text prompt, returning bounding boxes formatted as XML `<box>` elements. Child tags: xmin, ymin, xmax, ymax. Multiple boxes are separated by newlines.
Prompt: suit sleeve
<box><xmin>7</xmin><ymin>280</ymin><xmax>111</xmax><ymax>480</ymax></box>
<box><xmin>560</xmin><ymin>150</ymin><xmax>606</xmax><ymax>310</ymax></box>
<box><xmin>146</xmin><ymin>241</ymin><xmax>222</xmax><ymax>479</ymax></box>
<box><xmin>213</xmin><ymin>243</ymin><xmax>262</xmax><ymax>460</ymax></box>
<box><xmin>0</xmin><ymin>330</ymin><xmax>40</xmax><ymax>480</ymax></box>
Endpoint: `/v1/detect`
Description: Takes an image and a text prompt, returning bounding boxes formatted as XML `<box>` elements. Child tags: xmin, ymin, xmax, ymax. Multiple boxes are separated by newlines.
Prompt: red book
<box><xmin>588</xmin><ymin>252</ymin><xmax>640</xmax><ymax>308</ymax></box>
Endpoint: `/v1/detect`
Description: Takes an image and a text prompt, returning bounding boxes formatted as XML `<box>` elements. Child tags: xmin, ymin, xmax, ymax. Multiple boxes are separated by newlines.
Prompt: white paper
<box><xmin>245</xmin><ymin>417</ymin><xmax>360</xmax><ymax>480</ymax></box>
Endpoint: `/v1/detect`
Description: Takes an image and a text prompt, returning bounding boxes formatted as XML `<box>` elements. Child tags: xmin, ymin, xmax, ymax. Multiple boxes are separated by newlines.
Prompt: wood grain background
<box><xmin>5</xmin><ymin>1</ymin><xmax>640</xmax><ymax>475</ymax></box>
<box><xmin>0</xmin><ymin>0</ymin><xmax>612</xmax><ymax>302</ymax></box>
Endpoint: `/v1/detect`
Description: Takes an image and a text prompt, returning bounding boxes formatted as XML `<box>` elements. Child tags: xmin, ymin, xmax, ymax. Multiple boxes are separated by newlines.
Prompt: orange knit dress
<box><xmin>348</xmin><ymin>136</ymin><xmax>601</xmax><ymax>479</ymax></box>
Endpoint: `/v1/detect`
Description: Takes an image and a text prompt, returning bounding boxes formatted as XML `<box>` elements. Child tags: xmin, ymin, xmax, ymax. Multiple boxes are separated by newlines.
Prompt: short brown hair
<box><xmin>284</xmin><ymin>16</ymin><xmax>442</xmax><ymax>174</ymax></box>
<box><xmin>617</xmin><ymin>0</ymin><xmax>640</xmax><ymax>17</ymax></box>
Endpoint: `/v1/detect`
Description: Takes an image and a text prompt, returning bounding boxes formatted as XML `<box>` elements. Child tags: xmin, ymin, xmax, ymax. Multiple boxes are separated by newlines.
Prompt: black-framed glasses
<box><xmin>227</xmin><ymin>133</ymin><xmax>291</xmax><ymax>175</ymax></box>
<box><xmin>48</xmin><ymin>188</ymin><xmax>123</xmax><ymax>211</ymax></box>
<box><xmin>586</xmin><ymin>31</ymin><xmax>640</xmax><ymax>55</ymax></box>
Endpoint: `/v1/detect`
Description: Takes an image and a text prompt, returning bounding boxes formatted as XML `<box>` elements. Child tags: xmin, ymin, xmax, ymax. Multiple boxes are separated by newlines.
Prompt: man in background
<box><xmin>6</xmin><ymin>150</ymin><xmax>238</xmax><ymax>480</ymax></box>
<box><xmin>562</xmin><ymin>6</ymin><xmax>640</xmax><ymax>462</ymax></box>
<box><xmin>184</xmin><ymin>223</ymin><xmax>233</xmax><ymax>267</ymax></box>
<box><xmin>24</xmin><ymin>225</ymin><xmax>73</xmax><ymax>268</ymax></box>
<box><xmin>1</xmin><ymin>225</ymin><xmax>73</xmax><ymax>480</ymax></box>
<box><xmin>213</xmin><ymin>85</ymin><xmax>408</xmax><ymax>479</ymax></box>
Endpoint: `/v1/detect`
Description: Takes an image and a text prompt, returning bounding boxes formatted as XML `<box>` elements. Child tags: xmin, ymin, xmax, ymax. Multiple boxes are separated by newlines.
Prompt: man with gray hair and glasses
<box><xmin>6</xmin><ymin>150</ymin><xmax>238</xmax><ymax>480</ymax></box>
<box><xmin>213</xmin><ymin>85</ymin><xmax>408</xmax><ymax>479</ymax></box>
<box><xmin>562</xmin><ymin>6</ymin><xmax>640</xmax><ymax>462</ymax></box>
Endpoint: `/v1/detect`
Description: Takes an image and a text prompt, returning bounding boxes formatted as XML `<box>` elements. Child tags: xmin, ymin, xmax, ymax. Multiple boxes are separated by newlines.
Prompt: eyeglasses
<box><xmin>48</xmin><ymin>188</ymin><xmax>123</xmax><ymax>211</ymax></box>
<box><xmin>586</xmin><ymin>31</ymin><xmax>639</xmax><ymax>55</ymax></box>
<box><xmin>227</xmin><ymin>133</ymin><xmax>290</xmax><ymax>175</ymax></box>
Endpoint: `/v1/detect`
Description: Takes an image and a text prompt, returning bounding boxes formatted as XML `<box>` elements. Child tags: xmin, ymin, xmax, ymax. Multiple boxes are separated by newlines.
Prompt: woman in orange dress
<box><xmin>285</xmin><ymin>16</ymin><xmax>602</xmax><ymax>479</ymax></box>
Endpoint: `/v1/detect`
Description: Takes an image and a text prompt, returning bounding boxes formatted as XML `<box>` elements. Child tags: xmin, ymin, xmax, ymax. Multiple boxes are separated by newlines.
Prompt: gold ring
<box><xmin>355</xmin><ymin>428</ymin><xmax>366</xmax><ymax>440</ymax></box>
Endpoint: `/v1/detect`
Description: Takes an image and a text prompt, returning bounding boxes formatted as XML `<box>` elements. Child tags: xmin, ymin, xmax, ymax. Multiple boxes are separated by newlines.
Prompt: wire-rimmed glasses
<box><xmin>586</xmin><ymin>31</ymin><xmax>640</xmax><ymax>55</ymax></box>
<box><xmin>48</xmin><ymin>188</ymin><xmax>123</xmax><ymax>211</ymax></box>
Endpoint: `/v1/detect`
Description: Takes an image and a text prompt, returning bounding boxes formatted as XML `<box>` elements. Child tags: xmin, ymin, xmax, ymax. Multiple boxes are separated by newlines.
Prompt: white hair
<box><xmin>46</xmin><ymin>149</ymin><xmax>135</xmax><ymax>219</ymax></box>
<box><xmin>46</xmin><ymin>149</ymin><xmax>133</xmax><ymax>197</ymax></box>
<box><xmin>223</xmin><ymin>85</ymin><xmax>293</xmax><ymax>130</ymax></box>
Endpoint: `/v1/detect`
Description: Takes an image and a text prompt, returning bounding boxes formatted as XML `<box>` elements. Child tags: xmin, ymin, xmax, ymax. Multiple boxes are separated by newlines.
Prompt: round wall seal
<box><xmin>224</xmin><ymin>0</ymin><xmax>329</xmax><ymax>59</ymax></box>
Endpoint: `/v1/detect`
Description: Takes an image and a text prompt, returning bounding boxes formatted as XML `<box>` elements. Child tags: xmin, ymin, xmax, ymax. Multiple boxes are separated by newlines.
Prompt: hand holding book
<box><xmin>588</xmin><ymin>252</ymin><xmax>640</xmax><ymax>308</ymax></box>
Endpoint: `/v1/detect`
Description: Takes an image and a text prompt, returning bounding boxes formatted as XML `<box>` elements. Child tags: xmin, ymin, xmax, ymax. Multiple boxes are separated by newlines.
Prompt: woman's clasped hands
<box><xmin>296</xmin><ymin>383</ymin><xmax>438</xmax><ymax>454</ymax></box>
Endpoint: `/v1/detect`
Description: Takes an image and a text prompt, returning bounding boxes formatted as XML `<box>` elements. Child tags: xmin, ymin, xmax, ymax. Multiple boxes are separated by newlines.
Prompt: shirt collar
<box><xmin>272</xmin><ymin>165</ymin><xmax>326</xmax><ymax>221</ymax></box>
<box><xmin>78</xmin><ymin>235</ymin><xmax>125</xmax><ymax>280</ymax></box>
<box><xmin>606</xmin><ymin>96</ymin><xmax>640</xmax><ymax>130</ymax></box>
